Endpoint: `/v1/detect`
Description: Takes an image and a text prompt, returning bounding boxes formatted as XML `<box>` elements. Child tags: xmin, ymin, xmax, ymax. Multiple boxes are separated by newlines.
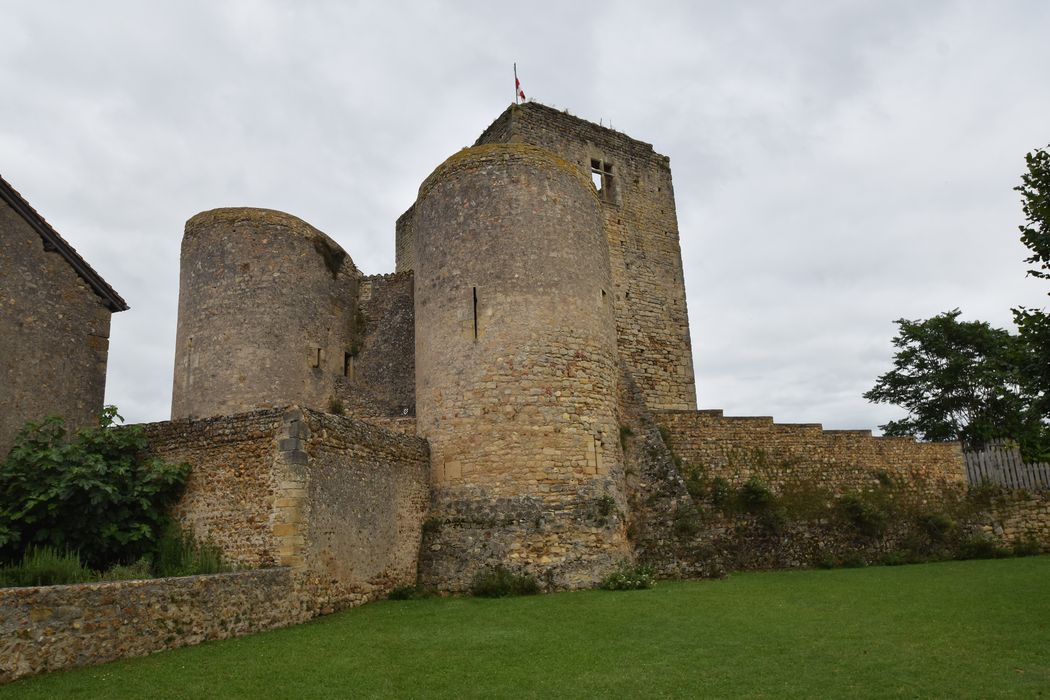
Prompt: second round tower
<box><xmin>412</xmin><ymin>144</ymin><xmax>629</xmax><ymax>587</ymax></box>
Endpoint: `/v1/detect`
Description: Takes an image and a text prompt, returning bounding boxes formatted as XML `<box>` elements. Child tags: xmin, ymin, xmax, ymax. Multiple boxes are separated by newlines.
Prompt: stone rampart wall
<box><xmin>336</xmin><ymin>271</ymin><xmax>415</xmax><ymax>419</ymax></box>
<box><xmin>394</xmin><ymin>204</ymin><xmax>415</xmax><ymax>272</ymax></box>
<box><xmin>981</xmin><ymin>491</ymin><xmax>1050</xmax><ymax>547</ymax></box>
<box><xmin>0</xmin><ymin>568</ymin><xmax>363</xmax><ymax>684</ymax></box>
<box><xmin>655</xmin><ymin>409</ymin><xmax>967</xmax><ymax>495</ymax></box>
<box><xmin>143</xmin><ymin>407</ymin><xmax>429</xmax><ymax>591</ymax></box>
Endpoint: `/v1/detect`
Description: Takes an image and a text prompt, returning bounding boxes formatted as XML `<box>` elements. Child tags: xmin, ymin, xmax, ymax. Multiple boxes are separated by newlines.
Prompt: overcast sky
<box><xmin>2</xmin><ymin>1</ymin><xmax>1047</xmax><ymax>430</ymax></box>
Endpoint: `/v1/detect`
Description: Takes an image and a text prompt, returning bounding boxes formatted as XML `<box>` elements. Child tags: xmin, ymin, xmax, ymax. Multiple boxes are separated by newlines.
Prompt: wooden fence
<box><xmin>964</xmin><ymin>440</ymin><xmax>1050</xmax><ymax>490</ymax></box>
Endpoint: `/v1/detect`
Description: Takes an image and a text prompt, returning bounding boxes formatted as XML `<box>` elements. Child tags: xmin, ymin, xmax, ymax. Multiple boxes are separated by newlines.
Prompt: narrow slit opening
<box><xmin>472</xmin><ymin>287</ymin><xmax>478</xmax><ymax>341</ymax></box>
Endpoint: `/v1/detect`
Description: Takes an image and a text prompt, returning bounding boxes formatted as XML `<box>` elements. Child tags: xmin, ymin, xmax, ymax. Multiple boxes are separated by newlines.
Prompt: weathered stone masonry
<box><xmin>157</xmin><ymin>101</ymin><xmax>977</xmax><ymax>593</ymax></box>
<box><xmin>144</xmin><ymin>407</ymin><xmax>429</xmax><ymax>594</ymax></box>
<box><xmin>0</xmin><ymin>175</ymin><xmax>127</xmax><ymax>457</ymax></box>
<box><xmin>410</xmin><ymin>144</ymin><xmax>630</xmax><ymax>589</ymax></box>
<box><xmin>654</xmin><ymin>409</ymin><xmax>967</xmax><ymax>497</ymax></box>
<box><xmin>0</xmin><ymin>568</ymin><xmax>362</xmax><ymax>684</ymax></box>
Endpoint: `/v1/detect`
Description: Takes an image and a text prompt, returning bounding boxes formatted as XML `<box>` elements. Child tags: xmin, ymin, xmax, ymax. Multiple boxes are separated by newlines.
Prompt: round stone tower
<box><xmin>171</xmin><ymin>208</ymin><xmax>358</xmax><ymax>420</ymax></box>
<box><xmin>413</xmin><ymin>144</ymin><xmax>629</xmax><ymax>589</ymax></box>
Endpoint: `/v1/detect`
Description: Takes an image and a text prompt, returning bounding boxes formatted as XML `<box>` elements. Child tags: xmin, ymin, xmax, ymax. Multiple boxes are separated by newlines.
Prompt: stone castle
<box><xmin>12</xmin><ymin>101</ymin><xmax>1050</xmax><ymax>684</ymax></box>
<box><xmin>154</xmin><ymin>101</ymin><xmax>967</xmax><ymax>592</ymax></box>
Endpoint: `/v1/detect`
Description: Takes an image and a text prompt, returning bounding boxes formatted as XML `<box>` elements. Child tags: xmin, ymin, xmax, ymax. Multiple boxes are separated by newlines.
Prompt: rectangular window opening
<box><xmin>472</xmin><ymin>286</ymin><xmax>478</xmax><ymax>341</ymax></box>
<box><xmin>590</xmin><ymin>159</ymin><xmax>604</xmax><ymax>191</ymax></box>
<box><xmin>590</xmin><ymin>158</ymin><xmax>615</xmax><ymax>200</ymax></box>
<box><xmin>312</xmin><ymin>347</ymin><xmax>322</xmax><ymax>369</ymax></box>
<box><xmin>344</xmin><ymin>352</ymin><xmax>353</xmax><ymax>378</ymax></box>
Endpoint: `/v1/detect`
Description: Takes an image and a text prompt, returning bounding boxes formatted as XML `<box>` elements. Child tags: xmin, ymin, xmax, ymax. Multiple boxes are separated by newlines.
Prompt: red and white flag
<box><xmin>514</xmin><ymin>63</ymin><xmax>525</xmax><ymax>103</ymax></box>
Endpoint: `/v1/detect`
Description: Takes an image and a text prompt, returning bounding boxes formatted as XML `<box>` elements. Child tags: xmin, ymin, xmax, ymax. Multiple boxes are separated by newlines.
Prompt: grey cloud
<box><xmin>2</xmin><ymin>1</ymin><xmax>1047</xmax><ymax>430</ymax></box>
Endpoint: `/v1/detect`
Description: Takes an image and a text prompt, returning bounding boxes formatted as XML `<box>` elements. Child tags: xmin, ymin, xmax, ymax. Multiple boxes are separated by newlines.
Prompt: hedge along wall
<box><xmin>0</xmin><ymin>568</ymin><xmax>351</xmax><ymax>684</ymax></box>
<box><xmin>654</xmin><ymin>409</ymin><xmax>968</xmax><ymax>496</ymax></box>
<box><xmin>143</xmin><ymin>406</ymin><xmax>430</xmax><ymax>597</ymax></box>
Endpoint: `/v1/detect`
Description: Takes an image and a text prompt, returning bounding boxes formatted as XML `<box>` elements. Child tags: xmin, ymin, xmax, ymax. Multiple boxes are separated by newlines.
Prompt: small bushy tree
<box><xmin>1013</xmin><ymin>144</ymin><xmax>1050</xmax><ymax>459</ymax></box>
<box><xmin>863</xmin><ymin>310</ymin><xmax>1043</xmax><ymax>454</ymax></box>
<box><xmin>0</xmin><ymin>407</ymin><xmax>190</xmax><ymax>569</ymax></box>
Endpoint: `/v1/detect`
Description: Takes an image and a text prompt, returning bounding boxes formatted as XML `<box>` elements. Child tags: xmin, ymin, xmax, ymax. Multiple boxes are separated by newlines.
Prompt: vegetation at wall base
<box><xmin>0</xmin><ymin>546</ymin><xmax>95</xmax><ymax>587</ymax></box>
<box><xmin>669</xmin><ymin>460</ymin><xmax>1044</xmax><ymax>571</ymax></box>
<box><xmin>0</xmin><ymin>525</ymin><xmax>231</xmax><ymax>588</ymax></box>
<box><xmin>6</xmin><ymin>557</ymin><xmax>1049</xmax><ymax>698</ymax></box>
<box><xmin>387</xmin><ymin>585</ymin><xmax>435</xmax><ymax>601</ymax></box>
<box><xmin>598</xmin><ymin>562</ymin><xmax>655</xmax><ymax>590</ymax></box>
<box><xmin>468</xmin><ymin>566</ymin><xmax>540</xmax><ymax>597</ymax></box>
<box><xmin>152</xmin><ymin>521</ymin><xmax>227</xmax><ymax>578</ymax></box>
<box><xmin>0</xmin><ymin>407</ymin><xmax>190</xmax><ymax>570</ymax></box>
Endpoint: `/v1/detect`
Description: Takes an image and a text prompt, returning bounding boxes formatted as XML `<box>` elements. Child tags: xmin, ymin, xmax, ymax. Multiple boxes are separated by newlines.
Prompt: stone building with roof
<box><xmin>0</xmin><ymin>175</ymin><xmax>128</xmax><ymax>456</ymax></box>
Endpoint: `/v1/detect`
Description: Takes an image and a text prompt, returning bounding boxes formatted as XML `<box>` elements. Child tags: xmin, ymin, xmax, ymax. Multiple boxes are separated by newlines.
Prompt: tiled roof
<box><xmin>0</xmin><ymin>174</ymin><xmax>129</xmax><ymax>311</ymax></box>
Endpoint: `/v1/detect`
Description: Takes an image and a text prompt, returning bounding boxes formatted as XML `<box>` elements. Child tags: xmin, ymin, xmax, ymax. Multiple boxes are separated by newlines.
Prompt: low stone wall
<box><xmin>981</xmin><ymin>491</ymin><xmax>1050</xmax><ymax>547</ymax></box>
<box><xmin>655</xmin><ymin>409</ymin><xmax>967</xmax><ymax>496</ymax></box>
<box><xmin>0</xmin><ymin>568</ymin><xmax>362</xmax><ymax>684</ymax></box>
<box><xmin>144</xmin><ymin>407</ymin><xmax>430</xmax><ymax>595</ymax></box>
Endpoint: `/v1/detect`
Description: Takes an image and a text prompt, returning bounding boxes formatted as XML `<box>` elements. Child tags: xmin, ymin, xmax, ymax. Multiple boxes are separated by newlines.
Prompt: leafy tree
<box><xmin>0</xmin><ymin>407</ymin><xmax>190</xmax><ymax>569</ymax></box>
<box><xmin>1013</xmin><ymin>144</ymin><xmax>1050</xmax><ymax>445</ymax></box>
<box><xmin>863</xmin><ymin>310</ymin><xmax>1046</xmax><ymax>457</ymax></box>
<box><xmin>1016</xmin><ymin>144</ymin><xmax>1050</xmax><ymax>283</ymax></box>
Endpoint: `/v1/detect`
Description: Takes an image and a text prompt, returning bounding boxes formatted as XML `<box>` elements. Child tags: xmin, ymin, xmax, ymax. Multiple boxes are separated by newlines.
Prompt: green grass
<box><xmin>4</xmin><ymin>557</ymin><xmax>1050</xmax><ymax>698</ymax></box>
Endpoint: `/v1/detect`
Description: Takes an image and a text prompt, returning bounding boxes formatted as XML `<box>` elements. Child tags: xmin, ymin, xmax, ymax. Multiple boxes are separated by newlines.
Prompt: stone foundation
<box><xmin>0</xmin><ymin>568</ymin><xmax>363</xmax><ymax>684</ymax></box>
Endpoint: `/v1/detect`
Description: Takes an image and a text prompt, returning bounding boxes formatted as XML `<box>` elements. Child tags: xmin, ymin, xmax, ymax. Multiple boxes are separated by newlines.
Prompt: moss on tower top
<box><xmin>417</xmin><ymin>143</ymin><xmax>599</xmax><ymax>203</ymax></box>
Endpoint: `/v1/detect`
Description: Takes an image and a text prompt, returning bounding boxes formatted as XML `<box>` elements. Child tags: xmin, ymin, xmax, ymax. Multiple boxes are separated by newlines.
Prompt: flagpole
<box><xmin>514</xmin><ymin>63</ymin><xmax>518</xmax><ymax>105</ymax></box>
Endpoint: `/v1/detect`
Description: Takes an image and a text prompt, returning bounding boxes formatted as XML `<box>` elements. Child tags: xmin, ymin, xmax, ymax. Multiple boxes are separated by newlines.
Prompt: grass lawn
<box><xmin>3</xmin><ymin>556</ymin><xmax>1049</xmax><ymax>699</ymax></box>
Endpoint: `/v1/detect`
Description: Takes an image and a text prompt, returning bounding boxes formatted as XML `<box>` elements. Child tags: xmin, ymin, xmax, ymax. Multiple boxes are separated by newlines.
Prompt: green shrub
<box><xmin>758</xmin><ymin>506</ymin><xmax>788</xmax><ymax>534</ymax></box>
<box><xmin>1011</xmin><ymin>536</ymin><xmax>1043</xmax><ymax>557</ymax></box>
<box><xmin>838</xmin><ymin>552</ymin><xmax>867</xmax><ymax>568</ymax></box>
<box><xmin>683</xmin><ymin>473</ymin><xmax>707</xmax><ymax>500</ymax></box>
<box><xmin>967</xmin><ymin>481</ymin><xmax>1005</xmax><ymax>508</ymax></box>
<box><xmin>153</xmin><ymin>521</ymin><xmax>227</xmax><ymax>577</ymax></box>
<box><xmin>98</xmin><ymin>557</ymin><xmax>153</xmax><ymax>582</ymax></box>
<box><xmin>880</xmin><ymin>550</ymin><xmax>909</xmax><ymax>566</ymax></box>
<box><xmin>388</xmin><ymin>585</ymin><xmax>432</xmax><ymax>600</ymax></box>
<box><xmin>918</xmin><ymin>512</ymin><xmax>956</xmax><ymax>542</ymax></box>
<box><xmin>0</xmin><ymin>546</ymin><xmax>94</xmax><ymax>587</ymax></box>
<box><xmin>837</xmin><ymin>493</ymin><xmax>888</xmax><ymax>538</ymax></box>
<box><xmin>738</xmin><ymin>477</ymin><xmax>775</xmax><ymax>513</ymax></box>
<box><xmin>469</xmin><ymin>566</ymin><xmax>540</xmax><ymax>598</ymax></box>
<box><xmin>600</xmin><ymin>563</ymin><xmax>656</xmax><ymax>590</ymax></box>
<box><xmin>710</xmin><ymin>477</ymin><xmax>732</xmax><ymax>506</ymax></box>
<box><xmin>958</xmin><ymin>536</ymin><xmax>1011</xmax><ymax>560</ymax></box>
<box><xmin>672</xmin><ymin>508</ymin><xmax>702</xmax><ymax>537</ymax></box>
<box><xmin>0</xmin><ymin>407</ymin><xmax>190</xmax><ymax>569</ymax></box>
